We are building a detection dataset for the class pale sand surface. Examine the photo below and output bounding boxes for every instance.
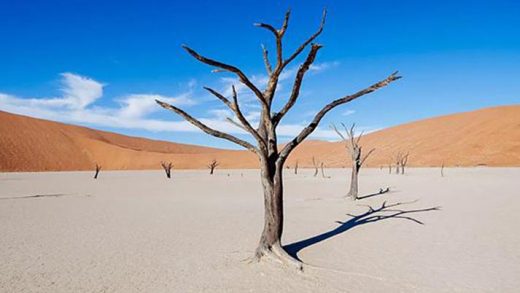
[1,168,519,292]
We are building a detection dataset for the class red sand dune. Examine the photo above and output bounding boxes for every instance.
[1,105,519,171]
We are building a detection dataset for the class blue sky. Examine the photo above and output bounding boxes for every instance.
[0,0,519,148]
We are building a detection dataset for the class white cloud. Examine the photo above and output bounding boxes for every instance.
[342,109,356,116]
[310,61,340,73]
[118,93,195,119]
[60,72,104,109]
[0,72,104,111]
[0,67,355,143]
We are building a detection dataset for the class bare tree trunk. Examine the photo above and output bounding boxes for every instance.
[347,162,359,200]
[94,164,101,179]
[294,161,298,175]
[441,163,444,177]
[388,164,392,174]
[320,162,328,178]
[312,157,319,177]
[254,158,300,268]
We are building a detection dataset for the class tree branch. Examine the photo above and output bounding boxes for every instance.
[361,148,375,166]
[279,9,291,37]
[273,43,323,124]
[261,44,272,76]
[229,86,267,150]
[279,71,401,159]
[330,123,346,140]
[283,9,326,68]
[156,99,258,153]
[182,45,267,108]
[255,9,291,70]
[204,86,232,108]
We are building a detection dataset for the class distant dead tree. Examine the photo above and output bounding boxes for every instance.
[395,153,401,174]
[388,163,392,174]
[332,123,375,200]
[161,161,173,179]
[312,157,319,177]
[294,160,299,175]
[94,164,101,179]
[208,159,219,175]
[156,9,400,269]
[441,162,445,177]
[320,162,330,178]
[400,152,410,174]
[394,151,409,174]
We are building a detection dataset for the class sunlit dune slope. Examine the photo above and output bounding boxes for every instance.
[1,105,519,171]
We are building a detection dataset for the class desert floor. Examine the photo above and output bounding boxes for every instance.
[1,168,519,292]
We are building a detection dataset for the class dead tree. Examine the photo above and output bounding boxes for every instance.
[332,123,375,200]
[388,164,392,174]
[441,162,444,177]
[161,161,173,178]
[395,153,402,174]
[400,152,409,174]
[312,157,319,177]
[208,159,219,175]
[320,162,330,178]
[156,9,400,269]
[94,164,101,179]
[294,160,298,175]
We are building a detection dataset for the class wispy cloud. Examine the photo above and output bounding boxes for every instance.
[310,61,340,73]
[342,109,356,116]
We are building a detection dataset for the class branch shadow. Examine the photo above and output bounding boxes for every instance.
[357,187,391,200]
[284,200,440,261]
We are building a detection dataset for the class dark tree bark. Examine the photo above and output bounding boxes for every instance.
[294,160,298,175]
[94,164,101,179]
[332,123,374,200]
[161,161,173,178]
[156,9,400,269]
[208,159,219,175]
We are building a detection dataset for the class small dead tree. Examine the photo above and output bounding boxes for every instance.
[332,123,375,200]
[312,157,319,177]
[320,162,330,178]
[94,164,101,179]
[161,161,173,178]
[208,159,219,175]
[156,9,400,268]
[395,153,402,174]
[294,160,299,175]
[441,162,445,177]
[400,152,409,174]
[388,164,392,174]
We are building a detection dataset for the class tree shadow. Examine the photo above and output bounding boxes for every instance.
[357,187,391,200]
[284,200,440,261]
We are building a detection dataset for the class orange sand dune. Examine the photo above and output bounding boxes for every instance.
[288,105,520,168]
[1,105,519,171]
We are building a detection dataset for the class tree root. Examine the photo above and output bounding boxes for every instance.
[253,243,304,271]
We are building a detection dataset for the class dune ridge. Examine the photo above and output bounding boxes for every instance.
[1,105,519,171]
